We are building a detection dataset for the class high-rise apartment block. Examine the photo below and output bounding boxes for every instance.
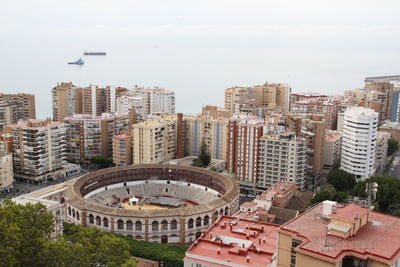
[0,133,13,153]
[290,99,339,130]
[0,152,13,194]
[364,81,396,121]
[227,114,268,184]
[131,86,175,115]
[64,113,132,164]
[52,82,83,122]
[0,101,19,130]
[112,132,132,166]
[322,130,343,169]
[258,133,306,190]
[132,115,179,164]
[375,131,390,174]
[0,93,36,120]
[116,95,146,122]
[6,119,67,182]
[224,82,290,115]
[340,107,378,180]
[184,115,228,160]
[345,88,386,122]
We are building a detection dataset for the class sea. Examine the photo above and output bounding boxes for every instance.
[0,35,399,119]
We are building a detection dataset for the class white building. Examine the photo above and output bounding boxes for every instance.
[131,86,175,115]
[340,107,378,180]
[116,95,146,121]
[0,152,13,194]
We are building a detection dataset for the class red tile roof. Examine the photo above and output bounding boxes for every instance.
[279,203,400,264]
[184,216,279,267]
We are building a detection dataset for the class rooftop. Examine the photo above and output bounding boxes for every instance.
[325,130,343,143]
[380,121,400,130]
[279,202,400,264]
[184,216,278,267]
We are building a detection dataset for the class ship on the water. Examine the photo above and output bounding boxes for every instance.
[83,51,106,56]
[68,58,84,65]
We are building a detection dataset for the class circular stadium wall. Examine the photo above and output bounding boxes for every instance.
[65,164,240,244]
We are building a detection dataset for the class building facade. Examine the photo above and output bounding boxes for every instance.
[201,105,230,119]
[375,131,390,175]
[112,132,132,166]
[184,115,228,160]
[131,86,175,115]
[322,130,343,169]
[52,82,83,122]
[227,114,267,185]
[0,93,36,120]
[340,107,378,180]
[116,95,146,122]
[6,119,67,183]
[390,90,400,122]
[0,152,13,194]
[258,133,306,190]
[64,113,132,164]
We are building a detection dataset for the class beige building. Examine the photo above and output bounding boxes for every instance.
[112,132,132,166]
[224,82,290,115]
[201,105,230,119]
[64,113,133,164]
[277,201,400,267]
[6,119,68,183]
[322,130,343,169]
[365,81,395,121]
[258,133,306,190]
[0,152,13,194]
[52,82,83,122]
[184,115,228,160]
[0,132,13,153]
[132,115,179,164]
[0,93,36,120]
[375,131,390,174]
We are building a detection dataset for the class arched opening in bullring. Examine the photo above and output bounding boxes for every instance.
[103,217,109,228]
[68,207,71,216]
[161,220,168,231]
[225,206,229,215]
[135,221,142,231]
[126,220,133,230]
[161,235,168,244]
[204,215,209,226]
[152,221,159,231]
[196,232,202,239]
[117,219,124,230]
[213,211,218,221]
[96,216,101,225]
[76,211,80,220]
[196,217,202,227]
[219,209,223,215]
[89,214,94,224]
[170,219,177,230]
[188,218,194,229]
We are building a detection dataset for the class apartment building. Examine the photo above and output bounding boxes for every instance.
[64,113,132,164]
[227,114,269,185]
[0,101,18,130]
[290,99,339,130]
[365,81,396,120]
[277,201,400,267]
[375,131,390,174]
[184,115,228,160]
[322,130,343,169]
[0,132,13,153]
[112,132,132,166]
[201,105,230,119]
[6,119,67,183]
[131,86,175,115]
[52,82,83,122]
[0,152,13,194]
[340,107,378,180]
[132,114,180,164]
[390,90,400,122]
[379,121,400,142]
[258,133,306,190]
[224,82,290,115]
[116,95,146,122]
[345,88,386,122]
[0,93,36,120]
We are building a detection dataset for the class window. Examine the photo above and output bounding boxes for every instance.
[135,221,142,231]
[126,220,133,230]
[96,216,101,225]
[203,215,209,226]
[196,217,202,227]
[89,214,94,224]
[103,217,109,228]
[188,219,194,229]
[161,220,168,230]
[152,221,159,231]
[170,220,177,230]
[117,219,124,230]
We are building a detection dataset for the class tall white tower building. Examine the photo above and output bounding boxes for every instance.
[340,107,378,180]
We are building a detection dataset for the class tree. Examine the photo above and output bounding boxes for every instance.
[0,200,137,267]
[311,186,350,204]
[0,199,54,267]
[90,155,114,169]
[327,169,356,192]
[192,141,211,167]
[388,139,399,156]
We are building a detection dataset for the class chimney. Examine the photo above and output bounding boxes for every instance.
[246,256,250,263]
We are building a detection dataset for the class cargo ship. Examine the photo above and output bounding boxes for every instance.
[68,58,84,65]
[83,51,106,56]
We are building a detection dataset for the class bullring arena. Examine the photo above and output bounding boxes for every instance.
[65,164,240,244]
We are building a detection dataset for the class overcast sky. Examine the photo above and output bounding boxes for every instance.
[1,0,400,117]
